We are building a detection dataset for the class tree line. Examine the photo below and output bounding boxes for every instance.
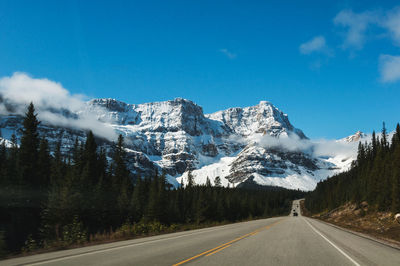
[0,103,304,256]
[305,123,400,214]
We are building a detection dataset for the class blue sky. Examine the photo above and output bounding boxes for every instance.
[0,0,400,138]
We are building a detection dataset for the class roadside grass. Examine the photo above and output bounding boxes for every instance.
[302,200,400,244]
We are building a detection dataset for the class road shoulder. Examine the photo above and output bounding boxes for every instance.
[300,200,400,250]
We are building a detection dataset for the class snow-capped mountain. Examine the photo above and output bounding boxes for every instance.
[0,97,359,191]
[340,131,367,143]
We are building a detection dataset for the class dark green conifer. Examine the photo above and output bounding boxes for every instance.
[19,102,40,187]
[214,176,222,187]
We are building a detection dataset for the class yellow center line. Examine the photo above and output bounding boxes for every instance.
[172,218,285,266]
[205,245,232,257]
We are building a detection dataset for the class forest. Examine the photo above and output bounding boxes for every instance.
[305,123,400,214]
[0,103,304,257]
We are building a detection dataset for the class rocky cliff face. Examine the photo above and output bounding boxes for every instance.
[0,97,357,190]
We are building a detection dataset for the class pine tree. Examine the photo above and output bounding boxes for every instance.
[0,141,7,184]
[214,176,222,187]
[19,102,40,187]
[195,189,207,224]
[81,131,98,186]
[157,173,168,223]
[112,135,129,183]
[391,145,400,212]
[14,103,42,250]
[372,131,377,157]
[94,148,109,230]
[79,131,100,234]
[392,124,400,150]
[187,171,194,187]
[356,142,365,165]
[131,177,147,222]
[37,137,51,189]
[146,174,160,222]
[307,122,400,214]
[50,140,64,185]
[7,134,19,185]
[381,122,388,150]
[110,135,132,223]
[206,177,211,187]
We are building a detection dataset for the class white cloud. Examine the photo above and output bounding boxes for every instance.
[299,36,327,54]
[300,7,400,81]
[254,133,312,152]
[253,133,358,159]
[0,72,117,140]
[219,48,236,59]
[333,9,379,49]
[379,54,400,83]
[312,139,359,158]
[383,7,400,45]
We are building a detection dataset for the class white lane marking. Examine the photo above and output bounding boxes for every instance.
[24,219,278,266]
[303,218,360,266]
[24,227,222,265]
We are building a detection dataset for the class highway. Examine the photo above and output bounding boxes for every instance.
[3,199,400,266]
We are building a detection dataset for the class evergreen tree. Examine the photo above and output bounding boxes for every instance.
[37,137,51,189]
[206,177,211,187]
[214,176,222,187]
[307,122,400,214]
[50,140,64,185]
[131,177,147,222]
[187,170,194,187]
[0,141,7,183]
[19,102,40,187]
[12,103,42,251]
[391,144,400,212]
[81,131,98,186]
[381,122,388,150]
[391,124,400,149]
[372,131,377,157]
[146,174,160,222]
[110,135,132,223]
[7,134,19,186]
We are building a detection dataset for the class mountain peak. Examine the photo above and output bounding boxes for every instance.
[206,101,306,138]
[0,97,353,191]
[89,98,129,112]
[171,97,194,104]
[341,131,367,143]
[258,100,271,106]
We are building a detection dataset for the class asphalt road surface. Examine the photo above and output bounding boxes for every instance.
[3,199,400,266]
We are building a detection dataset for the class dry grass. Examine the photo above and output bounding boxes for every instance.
[308,201,400,244]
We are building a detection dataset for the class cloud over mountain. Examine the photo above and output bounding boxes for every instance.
[0,72,117,140]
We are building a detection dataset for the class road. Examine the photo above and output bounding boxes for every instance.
[3,199,400,266]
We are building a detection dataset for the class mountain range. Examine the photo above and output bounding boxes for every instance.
[0,97,365,191]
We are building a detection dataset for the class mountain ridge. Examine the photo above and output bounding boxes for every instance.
[0,96,359,190]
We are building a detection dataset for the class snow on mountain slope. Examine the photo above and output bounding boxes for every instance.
[176,156,237,187]
[206,101,306,138]
[339,131,367,143]
[0,96,360,191]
